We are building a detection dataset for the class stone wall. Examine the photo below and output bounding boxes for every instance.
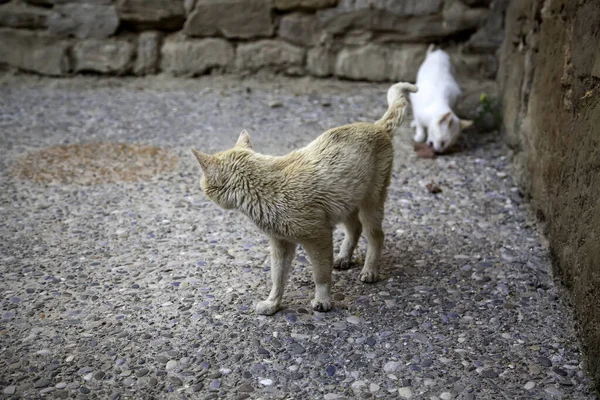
[499,0,600,390]
[0,0,504,90]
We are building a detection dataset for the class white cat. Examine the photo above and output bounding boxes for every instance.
[388,45,473,153]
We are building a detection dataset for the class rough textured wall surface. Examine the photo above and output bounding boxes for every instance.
[499,0,600,389]
[0,0,505,91]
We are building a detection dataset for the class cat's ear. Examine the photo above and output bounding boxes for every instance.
[235,129,253,149]
[438,112,453,126]
[459,119,474,130]
[191,149,219,173]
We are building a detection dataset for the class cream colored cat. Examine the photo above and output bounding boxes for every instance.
[192,82,417,315]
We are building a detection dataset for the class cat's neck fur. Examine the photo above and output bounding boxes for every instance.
[224,150,299,236]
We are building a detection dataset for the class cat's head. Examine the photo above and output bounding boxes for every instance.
[427,111,473,153]
[191,130,253,210]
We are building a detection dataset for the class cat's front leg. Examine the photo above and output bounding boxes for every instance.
[413,121,427,143]
[303,235,334,312]
[255,237,297,316]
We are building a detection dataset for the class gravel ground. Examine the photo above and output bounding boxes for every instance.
[0,74,596,400]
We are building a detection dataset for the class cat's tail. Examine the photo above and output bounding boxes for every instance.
[375,82,418,136]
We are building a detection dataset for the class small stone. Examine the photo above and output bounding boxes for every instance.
[166,360,178,370]
[351,380,366,392]
[237,384,254,392]
[347,316,361,324]
[94,371,105,380]
[34,378,50,388]
[260,379,273,386]
[40,387,55,395]
[524,381,536,390]
[398,387,413,399]
[384,361,401,373]
[135,368,149,377]
[192,383,203,392]
[268,101,283,108]
[324,394,343,400]
[544,387,563,397]
[3,386,16,395]
[325,365,336,376]
[209,379,221,391]
[440,392,452,400]
[79,387,91,394]
[538,357,552,367]
[481,370,498,378]
[56,382,67,389]
[369,383,380,392]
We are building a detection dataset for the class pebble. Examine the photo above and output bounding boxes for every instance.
[545,387,563,397]
[398,387,413,399]
[34,378,50,388]
[260,379,273,386]
[538,357,553,367]
[3,386,16,395]
[209,379,221,391]
[440,392,452,400]
[135,368,149,377]
[56,382,67,389]
[347,316,361,324]
[165,360,178,370]
[79,386,91,394]
[237,384,254,392]
[192,383,203,392]
[524,381,536,390]
[369,383,380,392]
[384,361,401,373]
[324,394,343,400]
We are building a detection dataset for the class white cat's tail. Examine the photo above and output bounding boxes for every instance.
[376,82,418,136]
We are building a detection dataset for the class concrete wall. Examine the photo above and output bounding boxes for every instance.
[0,0,504,89]
[499,0,600,389]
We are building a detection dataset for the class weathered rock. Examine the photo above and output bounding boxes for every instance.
[449,51,499,80]
[279,13,322,47]
[317,0,443,35]
[0,2,50,29]
[135,31,162,75]
[335,44,387,81]
[306,46,333,77]
[184,0,273,39]
[334,43,425,81]
[54,0,112,4]
[22,0,54,7]
[442,0,489,34]
[73,38,134,74]
[466,0,509,53]
[116,0,185,31]
[0,28,69,75]
[274,0,337,11]
[160,37,234,76]
[48,3,119,39]
[388,44,428,81]
[236,40,305,74]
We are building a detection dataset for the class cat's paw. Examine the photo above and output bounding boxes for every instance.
[414,131,426,143]
[359,270,379,283]
[311,298,332,312]
[255,300,279,315]
[334,256,352,270]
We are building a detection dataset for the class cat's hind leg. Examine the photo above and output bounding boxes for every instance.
[334,209,362,270]
[303,234,334,312]
[255,237,297,315]
[358,204,384,283]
